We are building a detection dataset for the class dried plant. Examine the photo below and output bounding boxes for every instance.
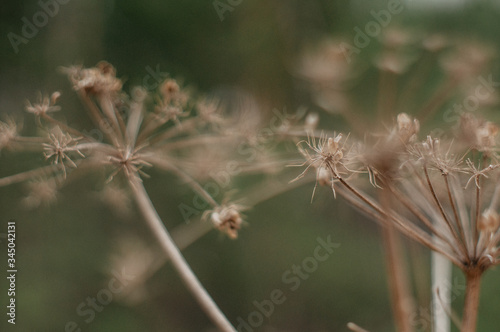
[0,61,257,332]
[289,30,500,332]
[3,27,500,332]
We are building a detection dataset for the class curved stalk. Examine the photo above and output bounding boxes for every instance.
[128,176,236,332]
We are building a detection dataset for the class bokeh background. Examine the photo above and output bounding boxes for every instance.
[1,0,500,331]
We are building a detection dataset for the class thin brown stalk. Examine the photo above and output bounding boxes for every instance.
[145,155,218,208]
[13,136,47,143]
[336,180,462,266]
[128,176,236,332]
[115,107,129,143]
[423,166,467,256]
[347,322,371,332]
[135,112,168,144]
[146,117,199,146]
[135,174,317,288]
[380,189,413,332]
[0,164,62,187]
[474,180,482,257]
[444,174,468,254]
[160,135,234,151]
[77,91,119,146]
[387,182,454,247]
[98,94,124,143]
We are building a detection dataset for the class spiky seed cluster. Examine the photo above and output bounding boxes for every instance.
[293,133,353,199]
[43,127,84,177]
[294,33,500,273]
[294,110,500,273]
[105,148,153,182]
[410,136,463,175]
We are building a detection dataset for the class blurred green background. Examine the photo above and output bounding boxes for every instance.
[1,0,500,331]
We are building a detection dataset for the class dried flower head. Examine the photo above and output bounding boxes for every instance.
[294,35,500,276]
[105,148,152,182]
[203,204,244,239]
[154,79,190,125]
[160,79,181,101]
[397,113,420,143]
[25,92,61,117]
[64,61,122,95]
[43,127,84,177]
[292,133,354,200]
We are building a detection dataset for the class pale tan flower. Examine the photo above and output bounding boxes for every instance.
[43,127,84,177]
[396,113,420,144]
[64,61,122,95]
[292,133,354,199]
[25,92,61,116]
[203,204,244,239]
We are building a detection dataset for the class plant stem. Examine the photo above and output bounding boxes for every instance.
[377,187,413,332]
[461,269,482,332]
[128,176,236,332]
[381,226,414,332]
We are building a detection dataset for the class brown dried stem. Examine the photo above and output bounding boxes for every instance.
[380,188,413,332]
[129,176,236,332]
[461,269,483,332]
